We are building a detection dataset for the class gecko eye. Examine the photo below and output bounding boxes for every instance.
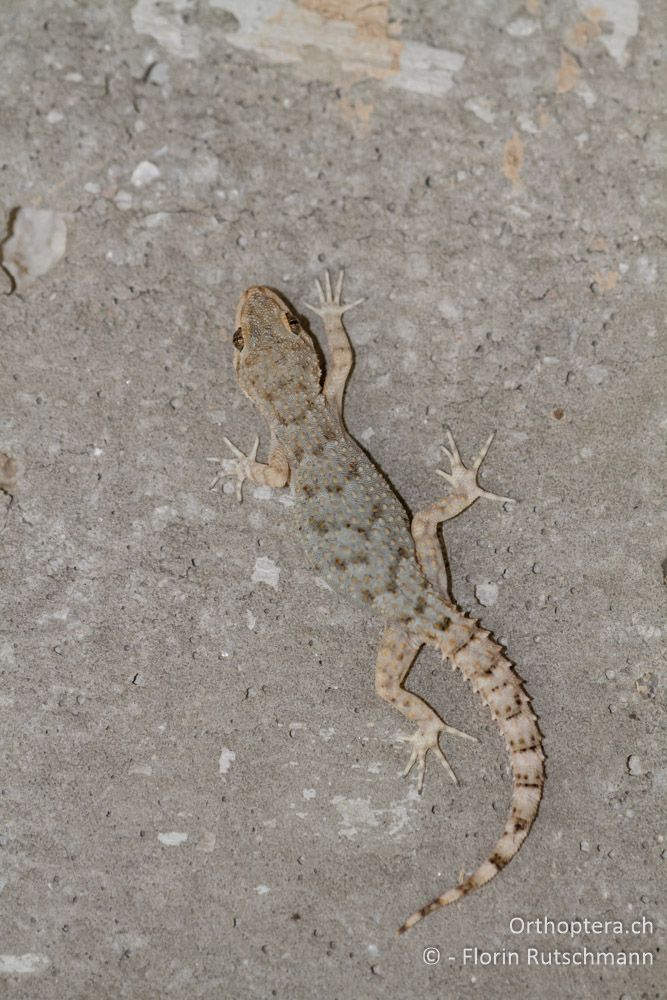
[233,327,244,351]
[286,314,300,333]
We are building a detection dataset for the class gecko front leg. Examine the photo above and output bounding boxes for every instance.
[210,431,290,502]
[375,624,476,792]
[305,269,364,418]
[412,429,511,596]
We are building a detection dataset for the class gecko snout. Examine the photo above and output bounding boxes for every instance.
[235,285,289,331]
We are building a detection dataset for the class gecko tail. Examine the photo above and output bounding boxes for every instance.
[397,781,540,934]
[398,624,544,935]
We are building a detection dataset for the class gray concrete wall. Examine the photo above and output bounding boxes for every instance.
[1,1,664,997]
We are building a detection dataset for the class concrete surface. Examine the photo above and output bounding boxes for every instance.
[1,1,664,998]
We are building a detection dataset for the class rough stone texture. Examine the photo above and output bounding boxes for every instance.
[1,2,664,998]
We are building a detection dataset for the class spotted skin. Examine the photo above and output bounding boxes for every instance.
[220,271,544,934]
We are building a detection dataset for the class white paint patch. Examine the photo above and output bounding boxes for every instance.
[303,788,316,800]
[2,208,67,292]
[386,792,419,835]
[212,0,464,97]
[0,954,50,974]
[146,61,170,86]
[577,0,639,66]
[189,152,220,185]
[144,212,170,227]
[626,754,643,776]
[585,365,608,384]
[437,296,461,322]
[331,796,380,838]
[111,932,148,956]
[637,255,657,284]
[131,0,201,59]
[331,792,418,839]
[517,113,539,134]
[653,766,667,791]
[46,109,64,124]
[251,555,280,588]
[388,41,464,97]
[576,81,598,108]
[198,831,216,852]
[152,504,179,529]
[246,609,256,630]
[506,17,537,37]
[219,747,236,775]
[131,160,160,186]
[255,884,271,894]
[634,621,661,641]
[37,608,69,625]
[465,98,496,124]
[253,483,295,507]
[475,582,498,607]
[114,190,133,211]
[0,642,16,667]
[157,831,188,845]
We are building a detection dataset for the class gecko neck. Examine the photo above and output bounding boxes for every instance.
[267,396,343,464]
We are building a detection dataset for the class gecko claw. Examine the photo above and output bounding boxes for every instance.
[435,428,513,506]
[400,723,477,793]
[209,435,259,503]
[304,269,365,320]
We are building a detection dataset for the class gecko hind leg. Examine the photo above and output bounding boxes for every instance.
[412,429,512,596]
[375,624,477,793]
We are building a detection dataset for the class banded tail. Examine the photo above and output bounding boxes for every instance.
[398,621,544,934]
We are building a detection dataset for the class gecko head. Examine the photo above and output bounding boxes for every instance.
[232,285,322,413]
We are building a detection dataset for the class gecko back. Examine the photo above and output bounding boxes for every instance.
[294,433,440,623]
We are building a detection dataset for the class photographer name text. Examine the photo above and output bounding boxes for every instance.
[422,915,656,969]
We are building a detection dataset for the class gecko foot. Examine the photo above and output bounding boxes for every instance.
[304,269,364,320]
[400,722,478,793]
[209,436,259,503]
[435,428,513,506]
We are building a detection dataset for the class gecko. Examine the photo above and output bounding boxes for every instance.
[215,270,544,933]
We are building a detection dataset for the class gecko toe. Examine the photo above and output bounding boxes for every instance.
[433,429,511,507]
[209,436,259,503]
[305,269,364,319]
[399,723,472,791]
